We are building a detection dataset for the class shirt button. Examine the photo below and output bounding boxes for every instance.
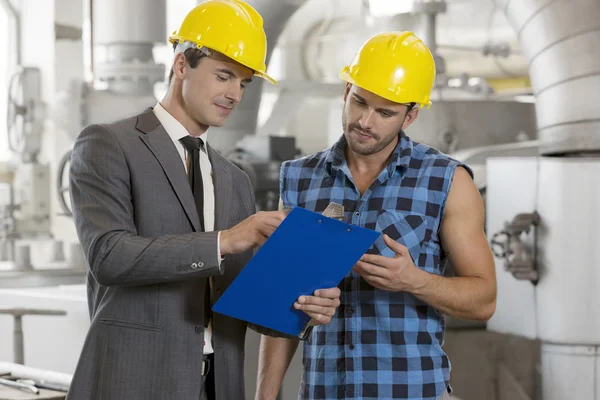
[355,212,360,216]
[348,306,355,315]
[194,325,202,335]
[349,344,355,350]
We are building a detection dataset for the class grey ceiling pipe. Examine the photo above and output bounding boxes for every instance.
[494,0,600,155]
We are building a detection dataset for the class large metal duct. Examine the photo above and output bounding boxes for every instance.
[209,0,307,152]
[494,0,600,155]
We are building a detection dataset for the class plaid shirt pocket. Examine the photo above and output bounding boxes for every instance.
[374,211,427,263]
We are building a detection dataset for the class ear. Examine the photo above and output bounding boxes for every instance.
[401,108,419,130]
[172,52,187,81]
[343,83,352,102]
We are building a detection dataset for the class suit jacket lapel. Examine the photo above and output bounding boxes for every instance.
[207,145,232,230]
[136,108,201,232]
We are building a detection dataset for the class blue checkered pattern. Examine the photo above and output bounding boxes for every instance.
[279,133,472,400]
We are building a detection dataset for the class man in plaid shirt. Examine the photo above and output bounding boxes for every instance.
[255,31,497,400]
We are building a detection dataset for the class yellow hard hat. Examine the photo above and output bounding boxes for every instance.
[339,31,435,108]
[169,0,277,85]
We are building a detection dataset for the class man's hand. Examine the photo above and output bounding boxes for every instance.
[220,211,286,255]
[353,234,420,292]
[293,287,341,326]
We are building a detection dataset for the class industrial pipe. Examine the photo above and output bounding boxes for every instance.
[494,0,600,155]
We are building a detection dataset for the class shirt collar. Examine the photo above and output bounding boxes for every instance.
[325,131,413,177]
[153,102,208,150]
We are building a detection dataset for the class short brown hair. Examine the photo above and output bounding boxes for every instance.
[167,43,206,85]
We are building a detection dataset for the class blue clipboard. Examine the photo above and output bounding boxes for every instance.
[212,206,381,337]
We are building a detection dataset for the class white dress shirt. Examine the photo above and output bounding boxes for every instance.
[153,102,217,355]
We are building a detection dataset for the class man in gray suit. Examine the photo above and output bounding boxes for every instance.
[66,2,341,399]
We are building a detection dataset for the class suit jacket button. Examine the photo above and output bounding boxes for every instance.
[195,325,202,335]
[191,263,198,269]
[197,262,204,268]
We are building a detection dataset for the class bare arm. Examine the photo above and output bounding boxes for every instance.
[255,335,299,400]
[407,166,497,320]
[355,166,496,321]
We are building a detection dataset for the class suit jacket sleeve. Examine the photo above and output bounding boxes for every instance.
[70,123,222,287]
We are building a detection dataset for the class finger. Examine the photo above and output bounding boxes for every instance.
[262,211,287,223]
[256,223,277,238]
[308,313,333,326]
[359,254,396,269]
[355,269,388,290]
[294,303,336,317]
[354,261,389,280]
[298,295,338,308]
[294,302,337,317]
[256,234,267,247]
[313,287,341,299]
[251,212,283,227]
[302,310,336,326]
[360,275,386,291]
[259,217,283,229]
[383,234,409,255]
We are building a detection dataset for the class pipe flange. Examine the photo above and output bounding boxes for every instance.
[95,61,165,84]
[413,0,447,14]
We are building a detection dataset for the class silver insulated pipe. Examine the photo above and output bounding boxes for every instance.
[494,0,600,155]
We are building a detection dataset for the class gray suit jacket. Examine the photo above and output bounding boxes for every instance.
[66,108,262,400]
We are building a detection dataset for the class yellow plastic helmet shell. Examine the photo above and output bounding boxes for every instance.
[339,31,436,108]
[169,0,277,85]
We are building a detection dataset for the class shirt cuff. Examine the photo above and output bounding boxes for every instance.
[217,231,224,266]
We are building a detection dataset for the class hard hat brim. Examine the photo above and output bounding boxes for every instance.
[255,71,278,85]
[169,35,278,85]
[339,68,430,109]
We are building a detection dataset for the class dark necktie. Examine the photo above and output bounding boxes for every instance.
[179,136,205,231]
[179,136,211,327]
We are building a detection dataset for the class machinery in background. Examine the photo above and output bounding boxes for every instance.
[0,66,86,288]
[52,0,166,219]
[2,67,49,264]
[227,135,301,212]
[0,66,75,272]
[0,0,167,286]
[483,1,600,399]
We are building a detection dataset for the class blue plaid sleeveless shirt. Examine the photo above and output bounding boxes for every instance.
[279,133,472,400]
